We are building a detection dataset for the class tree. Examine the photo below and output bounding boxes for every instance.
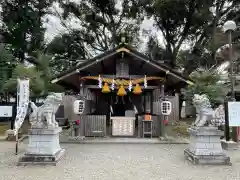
[3,64,45,96]
[2,51,65,97]
[33,51,65,93]
[0,43,16,93]
[144,0,212,67]
[177,48,214,76]
[1,0,54,62]
[144,0,240,71]
[57,0,145,55]
[46,30,87,72]
[183,69,227,107]
[145,36,167,61]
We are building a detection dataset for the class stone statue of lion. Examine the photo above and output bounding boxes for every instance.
[29,93,63,128]
[192,94,225,127]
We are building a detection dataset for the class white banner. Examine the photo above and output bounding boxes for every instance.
[14,79,30,135]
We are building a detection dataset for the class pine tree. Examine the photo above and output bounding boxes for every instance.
[183,69,227,107]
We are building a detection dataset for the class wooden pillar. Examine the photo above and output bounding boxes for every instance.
[160,84,165,137]
[143,92,146,113]
[79,80,84,137]
[150,91,153,114]
[175,92,180,121]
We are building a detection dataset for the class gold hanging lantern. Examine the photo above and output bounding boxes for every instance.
[117,85,126,96]
[102,83,111,93]
[133,84,142,94]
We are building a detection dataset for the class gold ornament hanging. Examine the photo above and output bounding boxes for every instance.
[117,85,127,96]
[133,84,142,95]
[102,83,111,93]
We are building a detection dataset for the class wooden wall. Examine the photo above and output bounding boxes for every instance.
[137,115,161,137]
[141,92,151,111]
[62,95,79,121]
[83,115,107,137]
[62,87,95,122]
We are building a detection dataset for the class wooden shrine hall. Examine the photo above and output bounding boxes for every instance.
[51,43,193,138]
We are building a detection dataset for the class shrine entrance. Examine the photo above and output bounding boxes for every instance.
[111,94,136,116]
[51,43,193,138]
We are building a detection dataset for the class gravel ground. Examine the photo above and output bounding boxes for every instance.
[0,142,240,180]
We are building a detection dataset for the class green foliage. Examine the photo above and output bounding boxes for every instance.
[144,0,240,70]
[59,0,145,54]
[1,0,54,61]
[34,52,65,94]
[145,36,169,61]
[2,52,65,96]
[0,44,16,92]
[144,0,213,66]
[183,69,227,107]
[3,64,45,96]
[46,31,87,72]
[177,49,214,76]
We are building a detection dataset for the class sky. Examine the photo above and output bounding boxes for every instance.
[44,15,165,49]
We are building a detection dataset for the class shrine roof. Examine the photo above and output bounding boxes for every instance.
[51,43,193,85]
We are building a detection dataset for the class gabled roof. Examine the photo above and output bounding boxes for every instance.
[51,43,193,85]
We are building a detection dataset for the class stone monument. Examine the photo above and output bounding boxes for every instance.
[18,93,65,166]
[184,94,231,165]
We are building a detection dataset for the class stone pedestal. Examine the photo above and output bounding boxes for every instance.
[184,127,231,165]
[18,127,65,166]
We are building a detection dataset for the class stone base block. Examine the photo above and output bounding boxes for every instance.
[185,127,231,165]
[221,140,238,150]
[18,149,65,166]
[5,129,16,141]
[184,148,231,165]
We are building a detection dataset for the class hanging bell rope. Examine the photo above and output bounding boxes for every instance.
[80,76,164,86]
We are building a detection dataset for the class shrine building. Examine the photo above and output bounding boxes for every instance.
[51,43,193,138]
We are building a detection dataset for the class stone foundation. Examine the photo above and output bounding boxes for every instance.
[221,139,238,150]
[18,127,65,166]
[5,129,16,141]
[184,127,231,165]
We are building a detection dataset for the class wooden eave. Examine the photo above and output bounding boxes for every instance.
[51,43,193,85]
